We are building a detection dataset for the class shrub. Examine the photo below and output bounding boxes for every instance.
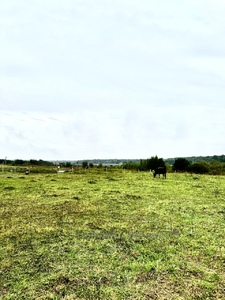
[188,162,209,174]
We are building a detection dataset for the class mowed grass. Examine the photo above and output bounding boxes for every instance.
[0,169,225,299]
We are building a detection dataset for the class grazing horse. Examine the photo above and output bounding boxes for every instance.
[153,167,166,179]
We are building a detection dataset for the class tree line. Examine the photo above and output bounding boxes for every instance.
[123,156,225,175]
[0,159,54,166]
[165,154,225,165]
[1,156,225,175]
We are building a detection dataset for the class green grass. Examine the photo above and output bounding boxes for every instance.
[0,169,225,299]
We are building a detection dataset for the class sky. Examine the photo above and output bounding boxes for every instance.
[1,0,225,161]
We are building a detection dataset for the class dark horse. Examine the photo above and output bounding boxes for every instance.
[153,167,166,178]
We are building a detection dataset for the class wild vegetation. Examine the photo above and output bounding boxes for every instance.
[0,167,225,299]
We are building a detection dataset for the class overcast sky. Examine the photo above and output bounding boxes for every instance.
[1,0,225,161]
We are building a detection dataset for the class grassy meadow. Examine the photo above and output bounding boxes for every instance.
[0,168,225,299]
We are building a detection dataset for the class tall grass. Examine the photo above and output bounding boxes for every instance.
[0,169,225,299]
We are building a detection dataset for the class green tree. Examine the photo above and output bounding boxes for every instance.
[173,158,190,172]
[14,159,26,165]
[82,161,88,169]
[30,159,39,165]
[140,156,165,171]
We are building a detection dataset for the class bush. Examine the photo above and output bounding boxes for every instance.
[123,162,140,171]
[188,162,209,174]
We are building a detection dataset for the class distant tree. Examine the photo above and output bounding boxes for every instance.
[38,159,54,166]
[64,162,72,168]
[82,161,88,169]
[89,162,94,168]
[140,156,165,171]
[14,159,26,165]
[188,162,209,174]
[173,158,190,172]
[30,159,39,165]
[28,159,53,166]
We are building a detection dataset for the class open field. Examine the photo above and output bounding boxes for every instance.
[0,169,225,299]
